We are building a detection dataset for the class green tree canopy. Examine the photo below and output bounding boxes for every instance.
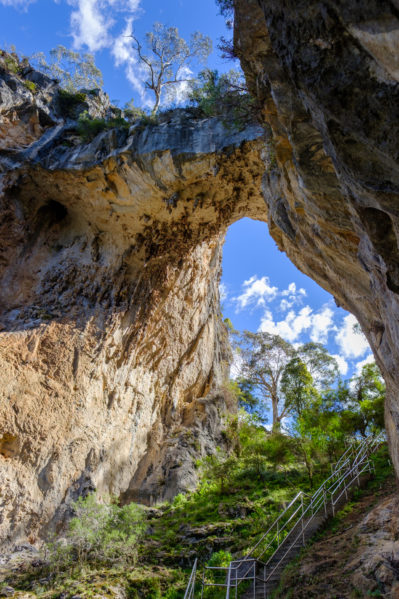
[236,331,295,431]
[281,356,319,419]
[234,332,340,432]
[297,342,339,389]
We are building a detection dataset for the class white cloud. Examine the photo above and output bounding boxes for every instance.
[235,276,278,312]
[282,282,306,298]
[309,306,335,344]
[219,282,228,302]
[68,0,141,52]
[259,306,313,343]
[335,314,370,359]
[355,352,374,375]
[259,304,336,345]
[332,354,348,376]
[280,298,293,311]
[279,282,307,311]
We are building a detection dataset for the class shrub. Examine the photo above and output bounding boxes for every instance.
[23,80,37,93]
[77,110,131,142]
[46,493,145,570]
[207,550,232,568]
[4,55,20,74]
[58,88,87,118]
[124,100,146,122]
[188,68,256,130]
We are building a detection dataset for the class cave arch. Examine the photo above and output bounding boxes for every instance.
[0,98,398,543]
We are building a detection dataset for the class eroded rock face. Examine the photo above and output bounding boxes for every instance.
[234,0,399,473]
[0,56,267,544]
[2,0,399,543]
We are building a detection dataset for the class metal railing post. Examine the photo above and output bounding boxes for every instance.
[323,486,327,517]
[301,494,305,545]
[253,560,256,599]
[225,564,232,599]
[235,564,238,599]
[264,563,266,599]
[184,559,197,599]
[200,568,205,599]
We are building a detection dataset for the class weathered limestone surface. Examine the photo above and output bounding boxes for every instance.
[2,0,399,544]
[234,0,399,474]
[0,55,267,544]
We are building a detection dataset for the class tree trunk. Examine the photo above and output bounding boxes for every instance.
[152,90,161,115]
[272,394,280,432]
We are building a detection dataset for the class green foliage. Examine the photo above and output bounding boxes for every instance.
[189,68,256,129]
[127,575,161,599]
[32,45,103,91]
[23,80,37,93]
[201,447,238,494]
[281,357,318,418]
[223,316,234,331]
[77,110,131,142]
[124,99,147,121]
[229,377,263,420]
[231,330,385,486]
[234,330,296,431]
[3,53,21,74]
[297,342,339,389]
[207,550,232,567]
[46,494,145,570]
[57,88,87,118]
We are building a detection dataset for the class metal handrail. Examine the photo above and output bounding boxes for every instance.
[183,432,384,599]
[184,558,197,599]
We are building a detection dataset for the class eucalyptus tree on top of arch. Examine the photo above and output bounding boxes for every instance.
[128,22,212,114]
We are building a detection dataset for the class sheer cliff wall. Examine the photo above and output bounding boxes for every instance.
[234,0,399,474]
[0,59,267,544]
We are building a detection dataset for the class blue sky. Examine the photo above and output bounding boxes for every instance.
[0,0,373,379]
[221,219,373,380]
[0,0,230,108]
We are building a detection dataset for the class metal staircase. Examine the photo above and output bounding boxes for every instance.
[183,433,383,599]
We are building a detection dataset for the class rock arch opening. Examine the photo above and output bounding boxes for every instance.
[221,217,372,384]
